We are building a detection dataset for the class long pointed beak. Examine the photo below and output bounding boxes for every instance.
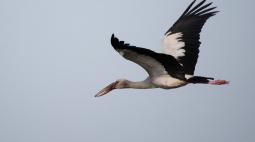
[95,81,117,97]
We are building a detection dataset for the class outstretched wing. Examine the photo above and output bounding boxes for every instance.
[111,34,186,80]
[162,0,218,75]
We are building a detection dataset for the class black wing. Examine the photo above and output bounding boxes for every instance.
[163,0,218,75]
[111,34,186,80]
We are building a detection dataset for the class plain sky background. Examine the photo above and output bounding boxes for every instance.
[0,0,255,142]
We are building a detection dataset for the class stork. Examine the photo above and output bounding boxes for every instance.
[95,0,229,97]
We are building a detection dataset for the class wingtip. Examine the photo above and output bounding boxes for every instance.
[111,33,118,41]
[111,33,115,39]
[111,33,116,43]
[110,33,119,49]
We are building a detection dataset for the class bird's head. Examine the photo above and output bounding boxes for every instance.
[95,79,128,97]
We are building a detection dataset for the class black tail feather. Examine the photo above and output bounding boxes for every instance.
[187,76,214,84]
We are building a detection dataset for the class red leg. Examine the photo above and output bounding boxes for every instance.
[209,80,229,85]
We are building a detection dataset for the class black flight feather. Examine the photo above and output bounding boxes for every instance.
[165,0,218,75]
[111,34,186,80]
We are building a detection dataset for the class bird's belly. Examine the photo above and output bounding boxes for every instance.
[152,75,187,89]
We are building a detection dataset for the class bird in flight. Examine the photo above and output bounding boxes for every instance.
[95,0,229,97]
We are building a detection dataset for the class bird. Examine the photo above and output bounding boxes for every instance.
[95,0,229,97]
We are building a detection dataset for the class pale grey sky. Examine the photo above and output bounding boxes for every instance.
[0,0,254,142]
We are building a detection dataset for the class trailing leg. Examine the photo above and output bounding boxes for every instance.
[187,76,229,85]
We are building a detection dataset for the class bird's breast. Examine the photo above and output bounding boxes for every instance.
[152,75,187,89]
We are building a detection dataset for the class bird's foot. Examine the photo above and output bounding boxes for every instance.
[209,80,229,85]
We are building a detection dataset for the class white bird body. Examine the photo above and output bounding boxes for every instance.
[151,75,188,89]
[95,0,229,97]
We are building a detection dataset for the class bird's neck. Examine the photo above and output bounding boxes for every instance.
[125,78,154,89]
